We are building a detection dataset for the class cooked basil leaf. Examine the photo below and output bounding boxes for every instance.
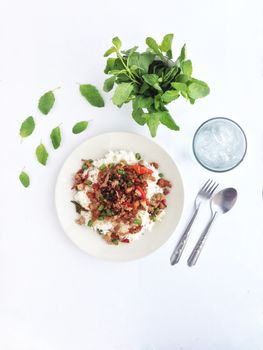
[71,200,88,214]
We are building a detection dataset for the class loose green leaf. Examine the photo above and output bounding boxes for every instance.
[145,113,160,137]
[19,116,35,138]
[112,37,122,50]
[171,82,187,92]
[79,84,104,107]
[104,46,116,57]
[50,126,61,149]
[159,111,180,131]
[161,90,180,103]
[182,60,192,76]
[188,79,210,99]
[19,171,30,188]
[146,37,165,61]
[132,108,147,126]
[38,91,55,115]
[35,143,48,166]
[103,76,116,92]
[112,83,133,106]
[72,121,89,134]
[160,34,174,59]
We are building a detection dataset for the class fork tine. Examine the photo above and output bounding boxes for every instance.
[203,179,213,192]
[200,179,211,192]
[208,182,219,196]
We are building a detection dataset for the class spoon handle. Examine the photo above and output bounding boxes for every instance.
[170,206,200,265]
[187,212,217,267]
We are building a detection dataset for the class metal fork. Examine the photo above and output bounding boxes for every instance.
[170,179,219,265]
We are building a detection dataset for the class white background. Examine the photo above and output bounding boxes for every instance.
[1,0,263,349]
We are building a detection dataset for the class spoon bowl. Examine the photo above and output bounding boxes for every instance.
[188,187,238,266]
[211,187,238,215]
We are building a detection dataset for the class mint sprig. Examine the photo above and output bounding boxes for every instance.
[103,34,210,137]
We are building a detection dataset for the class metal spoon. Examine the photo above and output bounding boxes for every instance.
[187,187,238,267]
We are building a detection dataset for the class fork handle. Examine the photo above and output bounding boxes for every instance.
[187,212,217,267]
[170,206,200,265]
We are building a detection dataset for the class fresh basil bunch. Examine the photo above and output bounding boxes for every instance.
[103,34,210,137]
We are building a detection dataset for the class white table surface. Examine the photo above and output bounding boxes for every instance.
[1,0,263,349]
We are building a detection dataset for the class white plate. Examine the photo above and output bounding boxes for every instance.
[55,132,184,261]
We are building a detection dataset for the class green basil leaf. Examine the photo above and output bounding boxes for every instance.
[171,82,187,92]
[160,34,174,56]
[161,90,180,103]
[146,37,165,61]
[19,116,35,138]
[159,111,180,130]
[182,60,192,76]
[104,58,117,73]
[133,96,153,110]
[38,91,55,115]
[50,126,61,149]
[79,84,104,107]
[116,74,131,83]
[104,46,116,57]
[176,44,186,66]
[181,90,188,99]
[19,171,30,188]
[175,74,189,83]
[188,79,210,99]
[72,121,89,134]
[121,46,138,55]
[36,143,48,166]
[142,74,162,92]
[145,113,160,137]
[132,108,146,126]
[112,37,122,50]
[154,95,162,110]
[103,76,116,92]
[112,83,133,106]
[128,52,155,75]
